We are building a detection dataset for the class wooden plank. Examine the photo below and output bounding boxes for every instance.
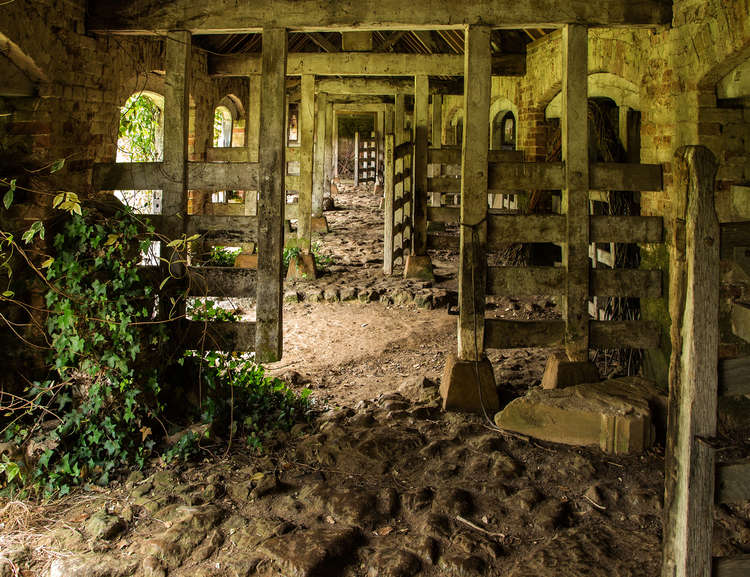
[562,24,590,361]
[485,319,565,349]
[457,26,491,360]
[297,74,314,253]
[188,162,259,190]
[590,269,662,298]
[431,94,443,150]
[317,77,413,95]
[186,266,257,298]
[394,94,407,262]
[183,320,255,352]
[286,147,300,162]
[285,202,299,220]
[412,74,430,258]
[88,1,674,34]
[732,301,750,343]
[720,222,750,259]
[589,321,661,349]
[427,206,459,224]
[487,266,564,296]
[394,141,412,160]
[91,162,162,191]
[394,169,412,185]
[247,75,261,163]
[719,356,750,396]
[663,146,720,577]
[255,28,286,363]
[715,555,750,577]
[312,90,327,217]
[488,214,566,245]
[428,176,461,193]
[487,162,564,191]
[429,148,523,165]
[185,215,257,245]
[427,233,459,250]
[590,215,663,244]
[384,134,395,275]
[285,174,300,190]
[590,162,662,192]
[717,462,750,504]
[206,147,250,162]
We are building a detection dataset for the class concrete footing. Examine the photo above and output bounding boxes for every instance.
[311,216,329,234]
[234,253,258,269]
[287,253,317,280]
[541,351,600,389]
[403,255,434,281]
[440,354,499,413]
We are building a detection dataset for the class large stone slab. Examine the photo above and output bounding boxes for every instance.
[494,377,661,454]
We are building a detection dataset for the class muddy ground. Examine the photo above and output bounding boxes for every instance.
[1,184,748,577]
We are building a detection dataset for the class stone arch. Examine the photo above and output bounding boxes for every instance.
[445,105,464,146]
[544,73,640,119]
[490,97,519,150]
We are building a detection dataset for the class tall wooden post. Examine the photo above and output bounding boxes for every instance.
[354,131,360,185]
[313,91,328,218]
[383,134,395,275]
[394,94,406,264]
[562,24,590,362]
[298,74,315,254]
[246,75,261,216]
[255,28,287,362]
[412,74,429,256]
[457,26,491,362]
[325,101,334,187]
[332,109,339,179]
[430,93,443,208]
[162,31,191,240]
[662,146,720,577]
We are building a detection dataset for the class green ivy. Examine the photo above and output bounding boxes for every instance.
[118,94,162,162]
[206,245,240,267]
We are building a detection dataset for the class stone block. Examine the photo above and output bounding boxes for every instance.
[311,216,329,234]
[732,301,750,343]
[440,354,499,413]
[234,253,258,269]
[287,253,317,280]
[403,255,434,281]
[494,377,661,454]
[540,352,600,389]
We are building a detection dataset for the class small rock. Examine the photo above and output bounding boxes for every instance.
[369,549,422,577]
[339,287,358,301]
[432,488,474,517]
[324,288,340,302]
[284,290,301,303]
[85,510,125,541]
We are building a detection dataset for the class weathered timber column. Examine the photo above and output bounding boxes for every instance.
[431,94,443,149]
[662,146,719,577]
[311,90,329,232]
[404,74,434,280]
[332,109,339,179]
[394,93,406,264]
[255,28,287,362]
[562,25,590,362]
[245,75,261,216]
[298,74,315,253]
[383,133,395,275]
[325,100,334,190]
[163,31,191,242]
[440,26,498,412]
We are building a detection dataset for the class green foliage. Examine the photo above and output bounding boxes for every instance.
[283,242,333,272]
[282,245,301,270]
[185,351,313,452]
[2,178,15,210]
[206,245,240,267]
[118,94,162,162]
[188,298,239,322]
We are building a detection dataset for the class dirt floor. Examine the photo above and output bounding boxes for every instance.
[1,184,748,577]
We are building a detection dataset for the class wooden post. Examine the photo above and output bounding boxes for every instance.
[457,26,491,361]
[354,130,360,185]
[383,134,395,275]
[313,90,327,217]
[394,93,406,264]
[325,100,334,188]
[298,74,314,253]
[332,109,339,179]
[662,146,720,577]
[562,24,590,362]
[412,74,429,256]
[255,28,287,362]
[162,31,191,240]
[246,75,261,216]
[430,93,443,208]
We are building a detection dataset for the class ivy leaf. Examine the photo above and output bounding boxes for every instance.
[104,234,119,246]
[41,258,55,269]
[22,221,45,244]
[3,179,15,210]
[1,290,14,298]
[50,158,66,173]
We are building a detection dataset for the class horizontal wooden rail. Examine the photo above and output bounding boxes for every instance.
[717,462,750,504]
[92,161,260,192]
[719,356,750,396]
[590,269,662,298]
[285,201,299,219]
[427,233,459,251]
[206,147,251,163]
[394,169,412,186]
[394,141,413,159]
[428,176,461,193]
[393,192,412,211]
[714,554,750,577]
[428,148,524,165]
[484,318,660,349]
[590,215,663,244]
[286,146,300,162]
[720,221,750,259]
[286,174,300,190]
[590,162,663,192]
[183,320,255,352]
[426,206,460,223]
[186,266,257,298]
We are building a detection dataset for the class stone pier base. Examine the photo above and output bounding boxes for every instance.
[403,255,434,281]
[311,216,329,234]
[440,354,499,413]
[287,253,317,280]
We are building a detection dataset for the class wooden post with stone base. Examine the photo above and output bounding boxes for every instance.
[439,26,498,413]
[662,146,720,577]
[404,74,434,280]
[312,89,330,234]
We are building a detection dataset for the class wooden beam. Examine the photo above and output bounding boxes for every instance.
[298,74,314,253]
[662,146,720,577]
[206,147,250,162]
[720,221,750,259]
[457,26,491,361]
[88,1,673,34]
[488,214,566,245]
[589,320,661,349]
[561,24,590,361]
[247,75,261,163]
[427,206,459,223]
[412,74,429,257]
[209,52,525,77]
[312,91,327,217]
[255,28,287,363]
[377,31,407,51]
[186,266,257,298]
[590,215,663,244]
[187,162,259,190]
[307,31,339,52]
[715,555,750,577]
[719,356,750,397]
[394,93,407,264]
[341,31,372,51]
[717,462,750,504]
[487,266,564,296]
[183,320,255,352]
[591,162,662,192]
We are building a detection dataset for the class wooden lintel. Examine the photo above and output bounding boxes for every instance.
[88,1,673,34]
[91,161,259,191]
[188,162,260,190]
[209,52,525,77]
[316,77,464,95]
[206,147,251,162]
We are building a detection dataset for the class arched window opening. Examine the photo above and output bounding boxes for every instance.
[213,104,233,148]
[501,111,516,149]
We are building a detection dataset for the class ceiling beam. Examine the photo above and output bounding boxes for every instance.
[307,32,340,52]
[209,52,525,77]
[87,0,673,34]
[315,77,464,95]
